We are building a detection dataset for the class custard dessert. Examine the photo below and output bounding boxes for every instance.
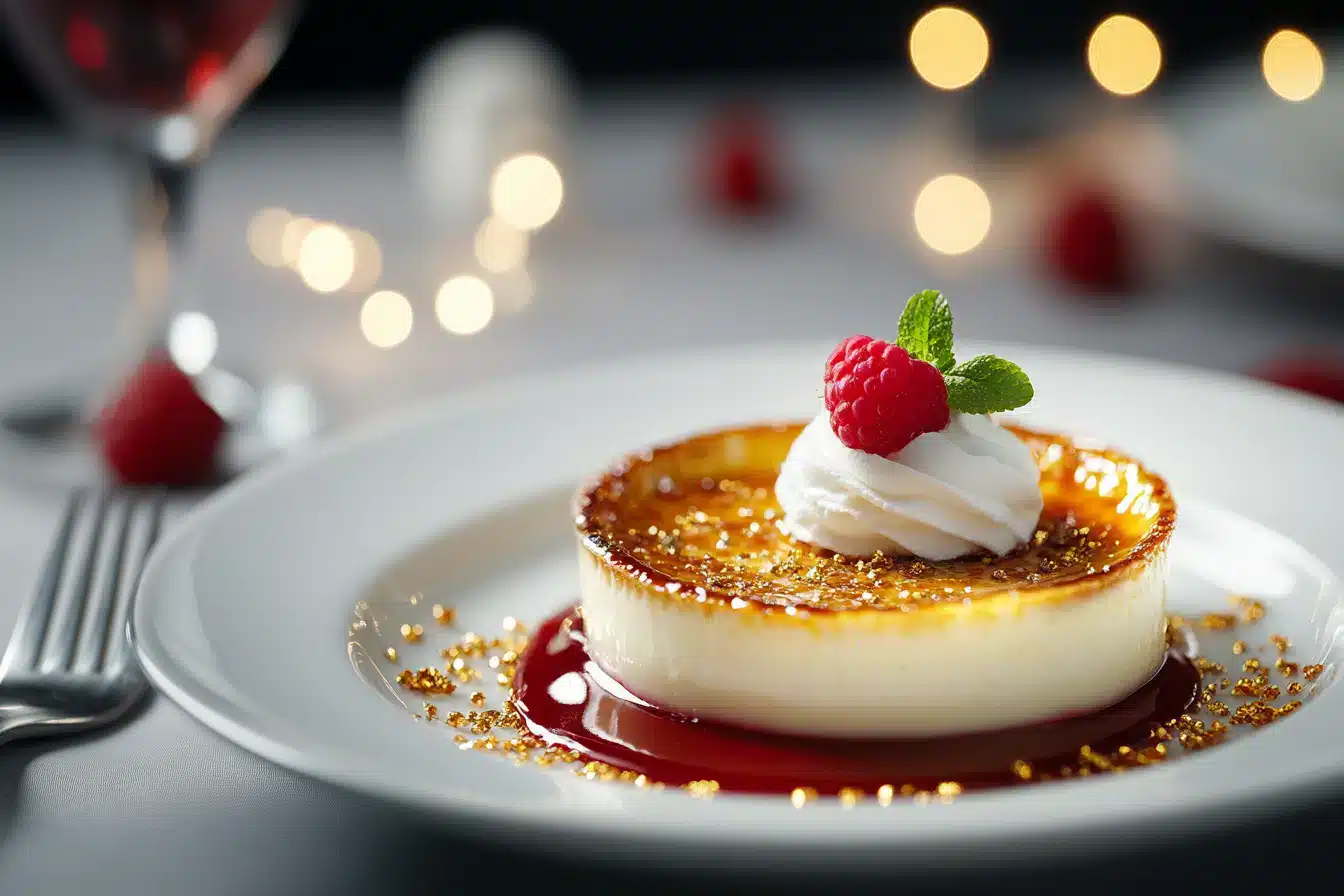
[573,289,1176,739]
[575,423,1175,737]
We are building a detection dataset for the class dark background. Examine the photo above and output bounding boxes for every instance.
[0,1,1336,121]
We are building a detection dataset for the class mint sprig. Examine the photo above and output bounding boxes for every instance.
[896,290,1034,415]
[896,289,956,373]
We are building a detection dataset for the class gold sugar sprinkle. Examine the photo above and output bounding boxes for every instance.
[1270,634,1290,653]
[936,781,962,798]
[1288,682,1303,695]
[1303,664,1325,681]
[384,647,397,663]
[470,692,486,707]
[424,704,438,721]
[400,623,424,643]
[686,780,720,799]
[876,784,895,806]
[1232,596,1266,623]
[1200,613,1238,630]
[838,787,863,808]
[432,604,455,625]
[791,787,817,808]
[1232,641,1248,655]
[396,667,457,695]
[1012,760,1033,780]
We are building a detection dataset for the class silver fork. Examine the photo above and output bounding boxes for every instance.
[0,489,164,745]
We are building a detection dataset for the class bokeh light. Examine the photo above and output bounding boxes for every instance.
[1262,30,1325,102]
[495,268,535,315]
[909,7,990,90]
[474,217,529,273]
[166,311,218,375]
[913,174,992,255]
[347,228,384,291]
[280,216,316,268]
[154,114,198,162]
[1087,15,1161,96]
[360,290,413,348]
[490,154,564,231]
[247,207,291,268]
[435,275,495,335]
[296,223,356,293]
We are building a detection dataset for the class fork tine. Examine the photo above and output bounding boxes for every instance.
[37,493,110,674]
[0,491,82,676]
[102,493,164,675]
[69,496,134,675]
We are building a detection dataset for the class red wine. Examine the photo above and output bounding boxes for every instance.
[3,0,282,113]
[511,605,1201,795]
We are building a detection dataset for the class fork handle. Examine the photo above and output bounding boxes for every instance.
[0,705,56,745]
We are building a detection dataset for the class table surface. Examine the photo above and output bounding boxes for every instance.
[0,83,1341,893]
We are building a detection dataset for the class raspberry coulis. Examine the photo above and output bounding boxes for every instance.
[510,606,1200,796]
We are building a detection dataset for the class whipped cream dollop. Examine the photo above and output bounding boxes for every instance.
[775,412,1043,561]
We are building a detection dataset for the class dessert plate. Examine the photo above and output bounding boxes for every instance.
[131,342,1344,870]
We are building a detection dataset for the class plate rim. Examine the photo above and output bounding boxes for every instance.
[130,340,1344,864]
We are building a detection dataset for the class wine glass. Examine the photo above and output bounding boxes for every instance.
[0,0,303,472]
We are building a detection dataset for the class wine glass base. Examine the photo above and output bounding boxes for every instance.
[0,397,85,444]
[0,369,322,492]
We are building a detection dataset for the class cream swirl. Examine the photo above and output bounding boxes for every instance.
[775,412,1043,561]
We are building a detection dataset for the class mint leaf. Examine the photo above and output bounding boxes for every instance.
[896,289,955,373]
[944,355,1034,414]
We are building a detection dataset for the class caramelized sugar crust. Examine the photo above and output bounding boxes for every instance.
[575,423,1176,613]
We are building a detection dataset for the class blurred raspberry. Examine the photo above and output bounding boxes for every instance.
[94,354,225,486]
[1043,187,1131,292]
[1253,355,1344,405]
[700,105,782,216]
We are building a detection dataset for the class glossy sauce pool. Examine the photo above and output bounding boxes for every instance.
[511,605,1201,796]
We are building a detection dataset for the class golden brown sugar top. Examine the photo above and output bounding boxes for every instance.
[575,422,1175,613]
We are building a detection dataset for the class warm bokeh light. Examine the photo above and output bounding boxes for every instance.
[495,269,535,315]
[1088,15,1161,96]
[360,290,414,348]
[490,154,564,231]
[347,228,384,291]
[435,275,495,335]
[247,207,291,268]
[909,7,990,90]
[280,216,315,268]
[166,310,218,375]
[913,174,992,255]
[474,217,529,273]
[296,223,356,293]
[1262,30,1325,101]
[154,114,198,162]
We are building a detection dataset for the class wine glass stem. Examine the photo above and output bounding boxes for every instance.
[93,156,197,412]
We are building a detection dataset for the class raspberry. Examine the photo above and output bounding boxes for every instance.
[1043,188,1131,292]
[94,354,225,486]
[824,335,950,456]
[1253,354,1344,405]
[700,105,781,215]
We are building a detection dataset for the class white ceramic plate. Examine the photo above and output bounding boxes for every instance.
[132,342,1344,870]
[1166,51,1342,269]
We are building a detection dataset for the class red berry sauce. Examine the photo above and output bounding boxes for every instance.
[511,605,1200,796]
